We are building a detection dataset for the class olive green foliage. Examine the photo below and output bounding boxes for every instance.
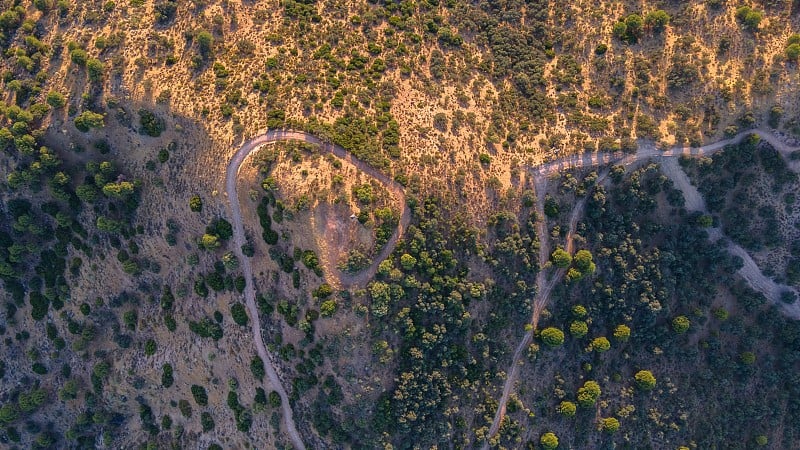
[231,302,249,326]
[735,6,763,30]
[540,432,559,449]
[557,400,576,417]
[541,327,565,347]
[577,380,601,407]
[161,364,174,388]
[189,195,203,212]
[613,324,631,341]
[46,91,66,108]
[590,336,611,352]
[644,10,670,31]
[569,320,588,338]
[672,315,690,334]
[138,109,165,137]
[74,111,104,132]
[634,370,656,390]
[250,356,265,380]
[191,385,208,406]
[600,417,620,433]
[786,34,800,60]
[551,248,571,268]
[613,14,644,43]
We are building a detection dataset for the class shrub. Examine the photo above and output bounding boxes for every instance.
[189,196,202,212]
[178,399,192,418]
[144,339,156,356]
[46,91,66,108]
[161,364,174,388]
[613,324,631,341]
[540,432,559,449]
[268,391,281,408]
[250,356,265,380]
[201,411,215,432]
[590,336,611,352]
[634,370,656,390]
[231,303,249,326]
[320,300,337,317]
[735,6,763,30]
[70,48,87,65]
[191,385,208,406]
[577,380,601,407]
[541,327,565,347]
[569,321,588,338]
[557,400,576,417]
[87,58,104,81]
[74,111,105,132]
[138,109,165,137]
[672,315,690,333]
[644,10,670,31]
[600,417,620,433]
[551,248,572,268]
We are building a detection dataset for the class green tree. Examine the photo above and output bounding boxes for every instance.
[540,432,559,450]
[572,305,587,317]
[590,336,611,352]
[577,380,601,407]
[573,250,596,274]
[201,233,220,249]
[197,30,213,57]
[231,303,249,326]
[250,356,265,380]
[102,181,135,199]
[201,411,215,432]
[162,364,174,388]
[70,48,87,65]
[735,6,763,30]
[74,111,105,132]
[600,417,620,433]
[190,195,202,212]
[400,253,417,271]
[0,403,18,423]
[613,324,631,342]
[541,327,565,347]
[551,248,572,268]
[191,385,208,406]
[320,299,337,317]
[623,14,643,41]
[87,58,104,81]
[46,91,66,108]
[569,321,588,338]
[786,44,800,61]
[557,400,576,417]
[672,315,690,333]
[634,370,656,390]
[369,281,391,317]
[644,10,670,31]
[144,339,156,356]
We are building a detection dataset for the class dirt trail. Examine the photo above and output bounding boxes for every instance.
[483,129,800,445]
[226,129,410,450]
[658,157,800,318]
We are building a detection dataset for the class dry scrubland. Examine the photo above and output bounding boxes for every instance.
[0,0,800,449]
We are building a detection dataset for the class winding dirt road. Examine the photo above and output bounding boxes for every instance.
[224,128,797,448]
[483,128,800,445]
[226,130,409,449]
